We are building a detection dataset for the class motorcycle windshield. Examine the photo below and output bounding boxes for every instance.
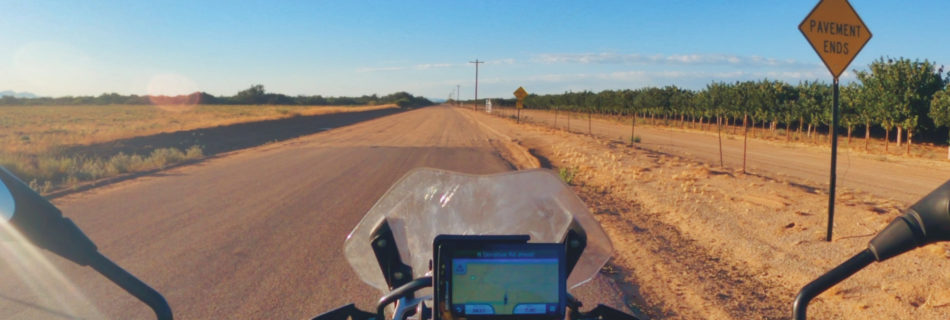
[343,168,613,293]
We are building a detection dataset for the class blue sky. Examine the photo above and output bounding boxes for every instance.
[2,0,948,100]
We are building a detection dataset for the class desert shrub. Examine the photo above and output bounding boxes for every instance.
[145,148,186,169]
[559,167,576,185]
[184,145,204,159]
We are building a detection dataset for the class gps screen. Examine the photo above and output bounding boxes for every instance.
[449,244,563,316]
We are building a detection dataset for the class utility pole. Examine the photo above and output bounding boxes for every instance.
[457,84,461,107]
[470,59,483,111]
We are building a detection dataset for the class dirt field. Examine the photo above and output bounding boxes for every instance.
[0,104,395,193]
[466,107,950,319]
[0,104,394,155]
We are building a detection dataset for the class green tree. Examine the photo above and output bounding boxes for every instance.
[797,81,831,141]
[857,57,947,152]
[773,81,799,141]
[929,86,950,159]
[840,82,861,144]
[851,83,878,151]
[236,84,266,104]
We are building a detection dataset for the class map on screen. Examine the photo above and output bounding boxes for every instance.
[451,258,560,315]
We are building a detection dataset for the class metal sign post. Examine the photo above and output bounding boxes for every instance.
[514,87,528,124]
[799,0,871,241]
[828,78,840,242]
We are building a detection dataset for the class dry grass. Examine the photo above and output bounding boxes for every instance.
[0,104,390,155]
[0,104,390,193]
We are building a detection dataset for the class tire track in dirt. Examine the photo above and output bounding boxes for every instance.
[578,189,791,319]
[468,108,796,319]
[521,129,790,319]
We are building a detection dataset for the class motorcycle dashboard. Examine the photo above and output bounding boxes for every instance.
[433,235,566,320]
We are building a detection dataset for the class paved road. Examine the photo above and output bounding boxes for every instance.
[0,106,622,319]
[495,107,950,205]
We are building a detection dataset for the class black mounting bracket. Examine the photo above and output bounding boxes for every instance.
[369,218,413,290]
[563,219,588,277]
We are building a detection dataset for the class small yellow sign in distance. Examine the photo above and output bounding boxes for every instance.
[516,101,523,109]
[799,0,871,79]
[514,87,528,100]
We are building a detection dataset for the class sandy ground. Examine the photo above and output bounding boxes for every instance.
[493,107,950,206]
[466,107,950,319]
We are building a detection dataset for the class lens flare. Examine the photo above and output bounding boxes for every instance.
[146,73,201,111]
[12,41,97,95]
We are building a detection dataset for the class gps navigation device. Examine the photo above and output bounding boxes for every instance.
[433,235,566,320]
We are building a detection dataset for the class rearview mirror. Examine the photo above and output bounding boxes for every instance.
[0,166,172,320]
[0,167,98,265]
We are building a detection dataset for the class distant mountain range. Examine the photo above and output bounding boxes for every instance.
[0,90,37,98]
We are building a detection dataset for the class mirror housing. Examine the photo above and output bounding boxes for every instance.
[868,179,950,262]
[0,166,173,319]
[0,167,98,265]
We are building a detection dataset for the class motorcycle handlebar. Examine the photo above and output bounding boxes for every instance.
[375,276,432,319]
[312,277,640,320]
[792,249,875,320]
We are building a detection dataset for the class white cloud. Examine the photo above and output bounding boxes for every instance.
[481,68,834,89]
[356,66,408,73]
[486,58,516,65]
[532,52,818,69]
[351,53,839,98]
[414,63,456,70]
[356,59,515,73]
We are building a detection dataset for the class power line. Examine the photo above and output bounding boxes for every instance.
[470,59,483,111]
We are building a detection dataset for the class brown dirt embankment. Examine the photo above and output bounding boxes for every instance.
[458,109,540,170]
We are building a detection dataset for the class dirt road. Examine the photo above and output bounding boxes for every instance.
[0,106,624,319]
[496,108,950,205]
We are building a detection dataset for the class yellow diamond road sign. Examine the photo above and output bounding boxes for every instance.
[799,0,871,79]
[514,87,528,100]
